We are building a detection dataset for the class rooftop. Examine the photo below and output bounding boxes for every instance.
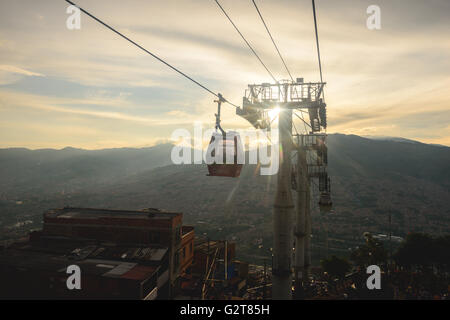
[0,248,158,281]
[44,207,181,220]
[194,238,234,254]
[2,234,168,270]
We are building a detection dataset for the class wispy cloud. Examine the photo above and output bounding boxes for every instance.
[0,90,203,126]
[0,0,449,147]
[0,65,44,77]
[0,65,44,85]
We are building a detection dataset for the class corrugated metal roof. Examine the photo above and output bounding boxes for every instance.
[120,265,158,281]
[102,262,137,278]
[0,237,168,280]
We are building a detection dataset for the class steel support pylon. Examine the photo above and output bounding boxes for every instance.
[272,98,294,299]
[294,145,310,294]
[237,80,327,299]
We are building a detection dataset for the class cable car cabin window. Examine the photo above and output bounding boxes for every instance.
[206,131,243,178]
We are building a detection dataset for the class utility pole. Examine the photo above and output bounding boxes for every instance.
[388,211,392,275]
[263,259,267,299]
[224,240,228,281]
[294,143,308,294]
[325,215,329,259]
[304,178,312,285]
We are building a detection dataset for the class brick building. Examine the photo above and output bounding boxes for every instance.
[0,207,195,299]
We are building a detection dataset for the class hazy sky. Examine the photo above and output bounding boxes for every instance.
[0,0,449,149]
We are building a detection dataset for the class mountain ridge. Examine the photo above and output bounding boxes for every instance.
[2,134,448,152]
[1,134,448,263]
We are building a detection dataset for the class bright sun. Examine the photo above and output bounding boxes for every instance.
[268,107,280,121]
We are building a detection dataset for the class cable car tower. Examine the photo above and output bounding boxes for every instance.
[210,0,332,299]
[237,78,331,299]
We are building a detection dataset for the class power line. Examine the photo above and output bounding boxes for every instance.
[252,0,294,82]
[64,0,240,108]
[213,0,278,84]
[312,0,323,85]
[251,0,313,136]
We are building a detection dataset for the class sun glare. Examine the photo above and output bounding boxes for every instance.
[268,107,280,121]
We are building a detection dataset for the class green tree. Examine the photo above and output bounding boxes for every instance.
[350,233,388,268]
[321,255,351,279]
[432,235,450,271]
[394,233,450,272]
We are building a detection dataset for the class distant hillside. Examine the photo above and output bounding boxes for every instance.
[1,134,448,197]
[332,134,450,186]
[0,144,174,197]
[1,134,449,264]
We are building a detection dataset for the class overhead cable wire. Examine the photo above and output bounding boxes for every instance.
[294,111,311,130]
[64,0,240,108]
[213,0,278,84]
[312,0,324,90]
[252,0,294,82]
[252,0,312,135]
[312,0,327,135]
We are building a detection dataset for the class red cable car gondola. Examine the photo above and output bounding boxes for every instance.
[206,131,243,177]
[206,94,244,178]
